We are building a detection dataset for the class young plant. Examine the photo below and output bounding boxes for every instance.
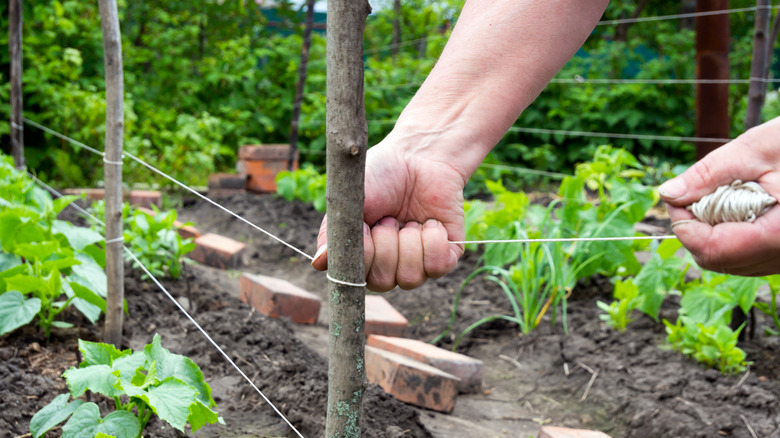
[754,275,780,336]
[275,164,327,212]
[664,313,749,375]
[0,155,108,339]
[30,334,223,438]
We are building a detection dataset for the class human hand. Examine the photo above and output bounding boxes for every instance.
[659,116,780,276]
[311,134,469,291]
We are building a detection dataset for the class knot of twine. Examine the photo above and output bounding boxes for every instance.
[685,180,777,226]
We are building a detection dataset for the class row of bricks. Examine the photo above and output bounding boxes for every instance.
[63,188,163,209]
[156,231,610,436]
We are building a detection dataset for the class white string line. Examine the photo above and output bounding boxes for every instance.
[29,175,305,438]
[477,163,570,179]
[369,77,780,90]
[22,118,315,262]
[507,127,731,143]
[363,34,447,55]
[452,235,677,245]
[597,5,779,26]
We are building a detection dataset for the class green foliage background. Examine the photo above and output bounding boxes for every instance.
[0,0,778,189]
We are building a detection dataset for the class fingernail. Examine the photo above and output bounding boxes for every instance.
[379,217,398,227]
[312,244,327,265]
[659,178,687,200]
[363,223,371,234]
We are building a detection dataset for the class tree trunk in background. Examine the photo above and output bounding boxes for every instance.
[744,0,771,130]
[695,0,730,159]
[9,0,25,170]
[98,0,126,349]
[765,6,780,80]
[289,0,315,170]
[324,0,371,436]
[615,0,649,42]
[392,0,401,57]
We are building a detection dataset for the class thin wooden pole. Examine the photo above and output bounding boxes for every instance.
[9,0,25,170]
[98,0,125,348]
[288,0,316,171]
[695,0,730,159]
[324,0,371,436]
[745,0,772,129]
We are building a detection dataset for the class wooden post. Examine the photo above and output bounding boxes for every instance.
[744,0,772,130]
[392,0,401,57]
[288,0,316,171]
[324,0,371,436]
[764,6,780,86]
[695,0,730,159]
[98,0,125,348]
[9,0,25,170]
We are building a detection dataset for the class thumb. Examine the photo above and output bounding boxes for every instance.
[659,145,745,208]
[312,215,328,271]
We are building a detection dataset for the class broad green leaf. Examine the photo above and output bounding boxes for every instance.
[51,195,79,216]
[51,321,75,329]
[64,365,122,398]
[61,403,140,438]
[112,351,146,379]
[656,238,683,260]
[15,241,60,262]
[0,253,21,272]
[64,281,101,325]
[722,276,761,314]
[131,360,159,389]
[5,274,46,294]
[680,286,732,324]
[188,399,223,432]
[41,255,80,273]
[124,377,197,432]
[144,333,215,405]
[634,254,684,320]
[77,339,131,367]
[70,282,106,313]
[30,394,84,438]
[53,220,104,250]
[70,254,107,297]
[0,291,41,335]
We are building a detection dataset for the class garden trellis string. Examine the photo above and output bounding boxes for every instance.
[28,174,306,438]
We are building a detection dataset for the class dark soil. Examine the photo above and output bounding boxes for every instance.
[3,192,780,438]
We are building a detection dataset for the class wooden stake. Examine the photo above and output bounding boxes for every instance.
[695,0,730,159]
[98,0,125,348]
[324,0,371,436]
[9,0,25,170]
[744,0,772,130]
[288,0,316,171]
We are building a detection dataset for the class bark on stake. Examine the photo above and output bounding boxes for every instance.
[98,0,125,348]
[288,0,315,171]
[9,0,24,170]
[744,0,771,130]
[325,0,371,436]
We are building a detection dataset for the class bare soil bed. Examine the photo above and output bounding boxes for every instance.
[4,192,780,438]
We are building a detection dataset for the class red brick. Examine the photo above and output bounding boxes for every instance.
[188,233,245,269]
[129,190,161,209]
[365,295,408,338]
[365,345,459,413]
[63,188,105,201]
[539,426,612,438]
[207,188,246,197]
[208,173,247,190]
[237,158,300,193]
[133,207,200,239]
[239,273,321,324]
[367,335,483,393]
[238,144,293,161]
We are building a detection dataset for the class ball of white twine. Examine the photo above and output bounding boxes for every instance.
[685,180,777,226]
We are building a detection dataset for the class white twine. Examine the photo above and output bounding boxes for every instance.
[326,273,367,288]
[104,236,124,245]
[683,180,777,226]
[102,155,124,166]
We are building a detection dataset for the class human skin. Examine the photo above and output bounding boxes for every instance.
[312,0,610,291]
[660,116,780,277]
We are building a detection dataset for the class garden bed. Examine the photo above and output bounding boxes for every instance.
[3,193,780,438]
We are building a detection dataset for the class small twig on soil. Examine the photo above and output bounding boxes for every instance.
[234,353,255,370]
[564,362,570,376]
[741,414,759,438]
[736,365,751,389]
[580,369,599,401]
[576,361,595,375]
[13,434,32,438]
[498,354,523,369]
[243,307,256,325]
[539,394,562,406]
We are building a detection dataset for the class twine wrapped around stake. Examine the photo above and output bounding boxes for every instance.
[684,180,777,226]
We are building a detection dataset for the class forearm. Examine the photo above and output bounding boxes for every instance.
[390,0,609,178]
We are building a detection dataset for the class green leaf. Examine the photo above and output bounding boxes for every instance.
[15,241,60,262]
[656,238,683,260]
[61,403,140,438]
[680,286,732,324]
[0,291,41,335]
[188,398,223,432]
[112,351,146,379]
[64,365,123,398]
[70,254,108,297]
[53,220,104,250]
[144,333,215,406]
[77,339,131,367]
[634,254,684,320]
[30,394,84,438]
[0,253,21,272]
[722,276,761,314]
[5,274,46,294]
[70,282,107,313]
[124,377,197,432]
